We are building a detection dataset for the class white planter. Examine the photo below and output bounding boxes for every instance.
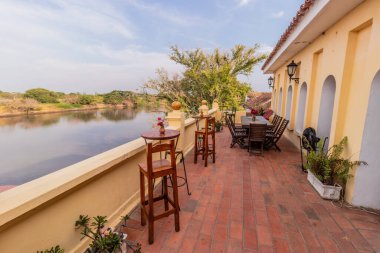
[307,170,342,200]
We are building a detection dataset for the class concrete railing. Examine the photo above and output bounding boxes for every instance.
[0,102,218,253]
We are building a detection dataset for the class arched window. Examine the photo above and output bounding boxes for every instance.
[278,88,283,116]
[285,86,293,120]
[353,70,380,209]
[317,75,336,148]
[296,82,307,133]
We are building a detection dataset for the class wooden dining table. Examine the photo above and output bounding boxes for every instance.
[240,116,273,129]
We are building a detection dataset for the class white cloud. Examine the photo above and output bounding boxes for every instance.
[272,10,285,19]
[127,0,208,27]
[0,0,184,93]
[237,0,253,7]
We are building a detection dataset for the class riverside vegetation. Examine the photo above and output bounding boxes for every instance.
[1,44,267,116]
[0,89,162,116]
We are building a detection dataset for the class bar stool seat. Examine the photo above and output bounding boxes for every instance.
[139,159,170,174]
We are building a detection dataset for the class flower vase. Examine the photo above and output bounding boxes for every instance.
[252,116,256,121]
[159,125,165,135]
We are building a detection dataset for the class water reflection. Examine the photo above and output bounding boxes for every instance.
[0,108,161,185]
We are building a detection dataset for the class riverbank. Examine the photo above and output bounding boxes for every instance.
[0,104,124,118]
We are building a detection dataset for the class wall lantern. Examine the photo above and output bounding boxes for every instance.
[268,76,274,89]
[287,60,300,84]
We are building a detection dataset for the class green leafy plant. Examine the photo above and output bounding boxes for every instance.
[305,136,367,187]
[215,120,223,132]
[37,245,64,253]
[75,215,141,253]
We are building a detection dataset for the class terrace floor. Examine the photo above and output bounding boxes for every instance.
[122,129,380,253]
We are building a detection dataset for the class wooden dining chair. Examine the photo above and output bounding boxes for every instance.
[226,115,248,148]
[265,119,289,152]
[139,140,180,244]
[194,116,216,167]
[247,123,267,155]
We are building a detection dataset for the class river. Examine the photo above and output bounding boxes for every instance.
[0,108,163,186]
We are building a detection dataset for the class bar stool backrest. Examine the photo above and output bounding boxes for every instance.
[205,117,216,134]
[146,140,176,176]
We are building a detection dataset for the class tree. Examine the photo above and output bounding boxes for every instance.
[144,45,267,113]
[78,94,95,105]
[103,91,124,105]
[24,88,59,103]
[7,98,40,114]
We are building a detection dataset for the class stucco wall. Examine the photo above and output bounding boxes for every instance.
[271,0,380,207]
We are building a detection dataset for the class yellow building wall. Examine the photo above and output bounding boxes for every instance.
[271,0,380,203]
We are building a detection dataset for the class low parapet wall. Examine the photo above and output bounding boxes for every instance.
[0,108,216,253]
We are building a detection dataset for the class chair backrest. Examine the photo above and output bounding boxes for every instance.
[205,117,216,134]
[272,116,283,134]
[274,119,289,139]
[248,123,267,142]
[146,140,176,175]
[225,115,236,136]
[272,114,280,125]
[227,114,238,129]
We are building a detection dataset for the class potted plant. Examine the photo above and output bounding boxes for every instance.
[37,245,64,253]
[75,215,141,253]
[305,136,367,200]
[215,120,223,132]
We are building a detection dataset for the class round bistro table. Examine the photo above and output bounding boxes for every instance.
[141,129,180,142]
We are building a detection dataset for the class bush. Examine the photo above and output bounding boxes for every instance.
[7,98,40,113]
[103,91,124,105]
[78,94,95,105]
[24,88,59,103]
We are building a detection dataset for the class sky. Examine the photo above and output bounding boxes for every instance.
[0,0,304,94]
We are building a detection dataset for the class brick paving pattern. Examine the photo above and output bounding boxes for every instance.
[122,130,380,253]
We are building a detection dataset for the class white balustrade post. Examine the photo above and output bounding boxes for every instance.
[166,101,186,151]
[198,100,209,116]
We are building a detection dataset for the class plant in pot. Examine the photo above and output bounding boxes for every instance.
[75,215,141,253]
[305,136,367,200]
[215,120,223,132]
[37,245,64,253]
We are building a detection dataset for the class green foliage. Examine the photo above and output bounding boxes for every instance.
[145,44,267,114]
[79,94,95,105]
[24,88,59,103]
[103,91,124,105]
[75,214,141,253]
[55,103,82,109]
[36,245,64,253]
[215,120,223,132]
[305,136,367,187]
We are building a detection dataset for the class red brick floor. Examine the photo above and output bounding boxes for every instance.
[122,130,380,253]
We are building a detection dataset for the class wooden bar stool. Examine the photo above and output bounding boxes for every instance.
[139,140,180,244]
[194,116,216,167]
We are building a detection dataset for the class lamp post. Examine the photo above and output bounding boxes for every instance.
[286,60,300,84]
[268,76,274,89]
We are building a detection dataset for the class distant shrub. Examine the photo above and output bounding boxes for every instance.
[103,91,124,105]
[78,94,95,105]
[63,94,80,104]
[7,98,40,113]
[24,88,59,103]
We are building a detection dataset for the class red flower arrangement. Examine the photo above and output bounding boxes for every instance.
[157,117,166,127]
[250,108,258,116]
